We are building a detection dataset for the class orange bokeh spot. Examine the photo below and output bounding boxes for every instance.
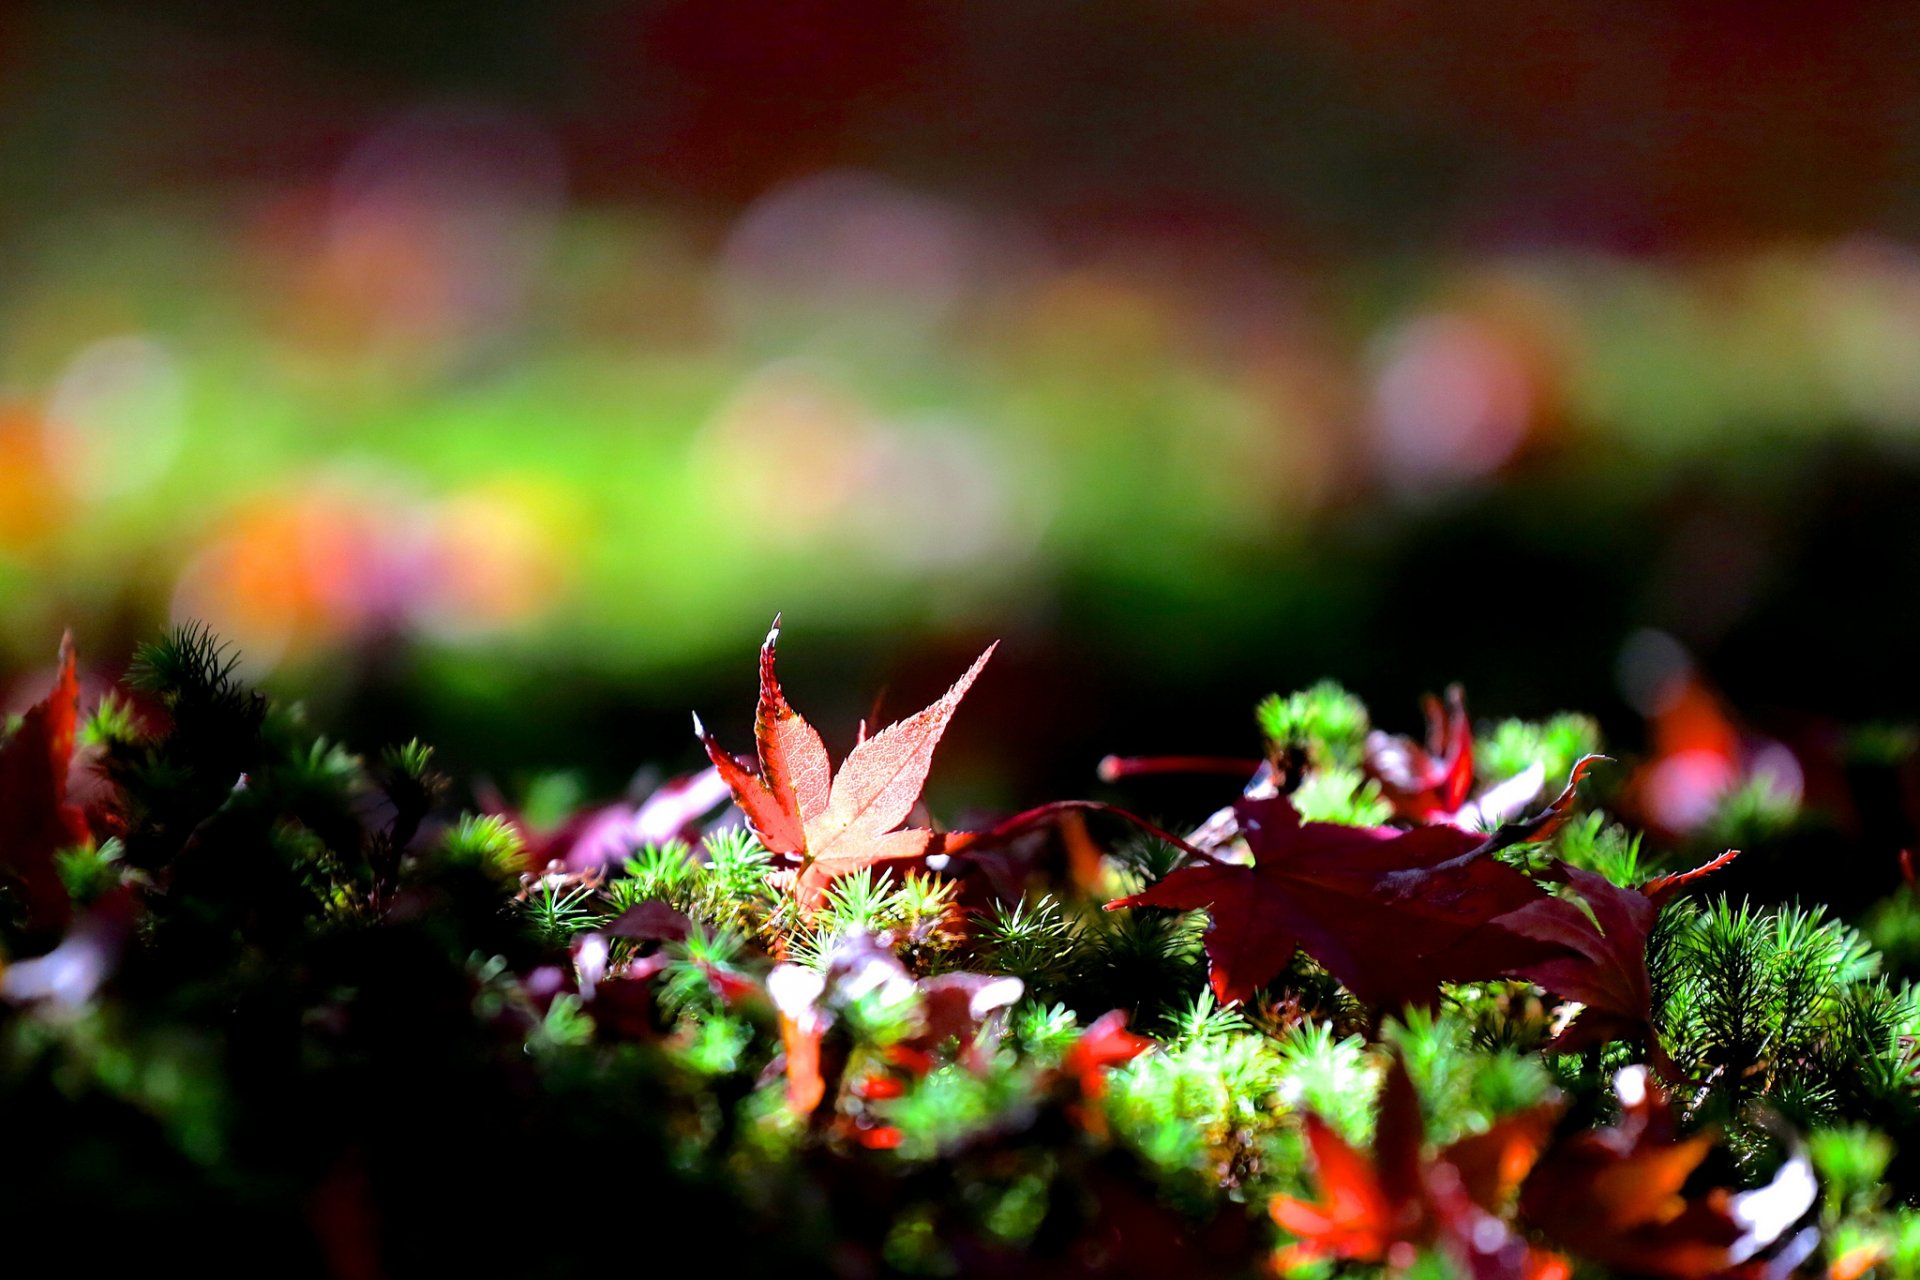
[0,406,61,549]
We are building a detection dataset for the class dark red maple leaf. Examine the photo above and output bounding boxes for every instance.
[695,618,994,910]
[0,635,90,936]
[1106,794,1554,1008]
[1518,1066,1816,1279]
[1366,685,1476,823]
[1272,1053,1566,1278]
[1491,851,1737,1078]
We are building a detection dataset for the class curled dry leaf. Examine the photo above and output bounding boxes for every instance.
[1365,685,1476,823]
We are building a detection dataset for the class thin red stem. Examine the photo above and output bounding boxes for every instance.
[946,799,1222,865]
[1096,754,1262,783]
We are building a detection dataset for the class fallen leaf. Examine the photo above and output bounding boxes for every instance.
[1518,1066,1816,1279]
[768,962,832,1116]
[1106,795,1551,1008]
[1272,1053,1564,1276]
[696,618,994,909]
[1492,851,1737,1076]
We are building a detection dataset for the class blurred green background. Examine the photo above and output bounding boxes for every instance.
[3,0,1919,812]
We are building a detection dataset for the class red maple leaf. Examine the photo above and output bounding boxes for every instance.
[1518,1066,1816,1279]
[1106,795,1554,1008]
[695,619,994,910]
[1272,1053,1565,1277]
[1366,685,1476,822]
[1491,851,1737,1078]
[0,634,90,936]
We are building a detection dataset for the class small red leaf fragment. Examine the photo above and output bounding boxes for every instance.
[1058,1008,1154,1136]
[1641,848,1740,907]
[852,1124,903,1150]
[1063,1009,1154,1098]
[1470,754,1611,859]
[0,634,89,935]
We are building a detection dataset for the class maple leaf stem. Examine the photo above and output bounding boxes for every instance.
[956,799,1225,865]
[1095,754,1264,783]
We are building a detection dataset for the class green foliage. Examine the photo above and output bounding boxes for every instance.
[1072,901,1208,1024]
[521,878,603,946]
[1812,1126,1920,1279]
[883,1061,1031,1161]
[80,692,143,750]
[1812,1125,1895,1220]
[698,827,780,933]
[1848,723,1918,768]
[1863,888,1920,978]
[127,622,248,711]
[1550,810,1644,887]
[380,737,436,782]
[977,895,1079,996]
[1273,1020,1374,1145]
[517,771,588,832]
[1382,1009,1554,1147]
[1475,714,1603,787]
[1288,766,1392,826]
[1160,988,1252,1045]
[54,837,124,906]
[786,867,963,975]
[1704,773,1804,850]
[531,993,595,1052]
[1012,1001,1081,1056]
[1107,992,1292,1206]
[439,813,526,882]
[1258,681,1371,768]
[1653,897,1919,1129]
